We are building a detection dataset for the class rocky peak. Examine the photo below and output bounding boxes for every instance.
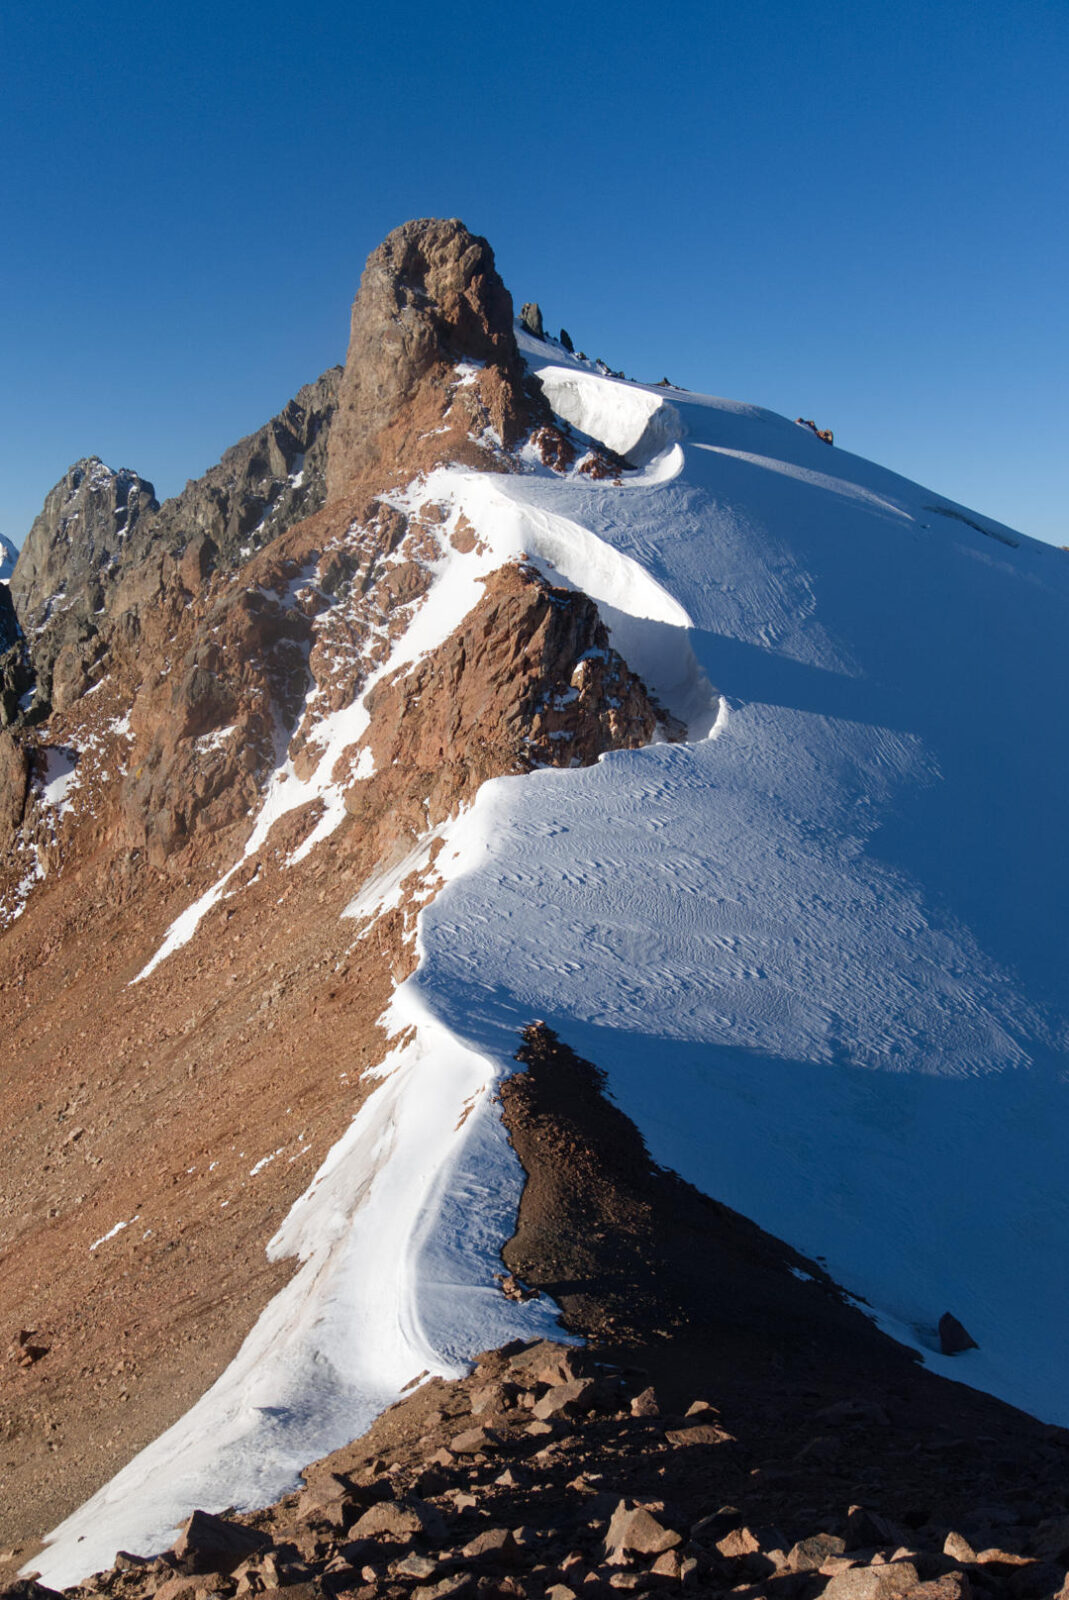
[326,217,529,496]
[3,370,340,722]
[11,458,159,636]
[6,459,159,713]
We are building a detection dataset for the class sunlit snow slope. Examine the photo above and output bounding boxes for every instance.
[33,335,1069,1585]
[412,334,1069,1423]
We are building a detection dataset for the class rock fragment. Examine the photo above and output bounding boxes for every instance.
[604,1501,682,1565]
[173,1510,272,1575]
[938,1314,979,1355]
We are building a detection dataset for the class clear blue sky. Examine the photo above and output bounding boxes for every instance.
[2,0,1066,547]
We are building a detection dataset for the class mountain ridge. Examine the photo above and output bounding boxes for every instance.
[2,218,1067,1596]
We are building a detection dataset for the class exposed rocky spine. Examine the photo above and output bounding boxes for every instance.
[139,367,341,575]
[26,1335,1069,1600]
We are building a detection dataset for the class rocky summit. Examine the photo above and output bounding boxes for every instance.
[1,219,1067,1600]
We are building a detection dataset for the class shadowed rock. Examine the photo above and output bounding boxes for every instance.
[939,1313,979,1355]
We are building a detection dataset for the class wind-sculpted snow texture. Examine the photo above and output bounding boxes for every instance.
[412,332,1069,1424]
[32,331,1069,1585]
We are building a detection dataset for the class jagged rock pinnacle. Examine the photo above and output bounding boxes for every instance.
[326,217,522,497]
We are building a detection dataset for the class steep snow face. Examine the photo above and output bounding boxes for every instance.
[0,532,17,582]
[413,338,1069,1424]
[32,343,1069,1584]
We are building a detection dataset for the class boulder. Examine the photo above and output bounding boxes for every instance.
[1030,1515,1069,1562]
[942,1535,977,1564]
[938,1314,978,1355]
[460,1527,522,1564]
[533,1379,597,1421]
[173,1510,272,1574]
[630,1387,660,1418]
[908,1580,972,1600]
[508,1340,589,1388]
[716,1527,761,1559]
[665,1422,735,1447]
[450,1426,500,1455]
[790,1535,848,1572]
[604,1502,681,1565]
[844,1507,905,1551]
[823,1561,922,1600]
[350,1495,444,1541]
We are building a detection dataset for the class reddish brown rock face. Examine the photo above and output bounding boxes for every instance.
[358,562,680,828]
[326,217,538,495]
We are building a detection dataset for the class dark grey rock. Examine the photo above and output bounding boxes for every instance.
[519,302,544,338]
[939,1313,979,1355]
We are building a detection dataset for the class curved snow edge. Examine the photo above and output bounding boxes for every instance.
[536,365,685,468]
[31,978,567,1588]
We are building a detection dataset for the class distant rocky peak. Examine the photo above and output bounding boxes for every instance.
[326,217,531,496]
[11,457,159,626]
[0,533,16,582]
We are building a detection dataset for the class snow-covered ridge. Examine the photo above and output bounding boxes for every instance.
[33,351,1069,1584]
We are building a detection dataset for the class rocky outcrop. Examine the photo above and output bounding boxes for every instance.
[0,583,19,653]
[0,533,18,581]
[520,301,544,338]
[136,368,340,577]
[0,728,29,835]
[10,460,159,712]
[797,417,835,445]
[116,577,314,867]
[6,372,339,722]
[326,218,535,496]
[12,461,158,631]
[358,563,682,828]
[938,1313,979,1355]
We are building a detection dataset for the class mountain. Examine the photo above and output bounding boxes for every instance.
[2,220,1068,1594]
[0,533,17,582]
